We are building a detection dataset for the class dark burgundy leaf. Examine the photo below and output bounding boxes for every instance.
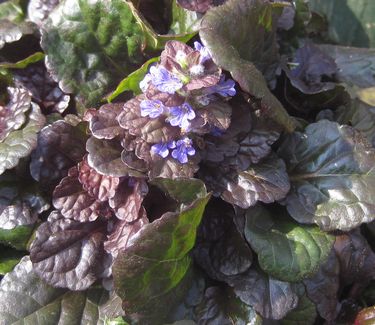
[85,103,124,140]
[177,0,213,13]
[282,41,337,94]
[78,157,120,202]
[13,62,70,114]
[53,166,105,222]
[30,120,87,189]
[334,230,375,287]
[0,87,31,142]
[303,250,341,321]
[227,267,298,320]
[86,137,140,177]
[221,155,290,209]
[109,178,148,222]
[198,101,232,131]
[196,286,261,325]
[30,211,110,290]
[194,199,253,281]
[149,156,199,179]
[104,210,148,258]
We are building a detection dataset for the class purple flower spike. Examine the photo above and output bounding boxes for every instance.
[168,102,196,130]
[172,137,196,164]
[194,41,211,64]
[140,99,165,118]
[151,141,176,158]
[207,76,236,97]
[149,66,183,94]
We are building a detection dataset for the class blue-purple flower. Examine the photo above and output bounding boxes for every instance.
[151,141,176,158]
[140,99,165,118]
[139,73,152,92]
[207,76,236,97]
[149,66,183,94]
[168,102,196,130]
[194,41,211,64]
[171,137,196,164]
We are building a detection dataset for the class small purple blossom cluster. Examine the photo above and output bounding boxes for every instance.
[137,41,236,164]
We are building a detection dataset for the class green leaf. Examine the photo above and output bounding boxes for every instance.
[169,0,201,35]
[41,0,147,106]
[151,178,207,204]
[113,180,210,316]
[129,2,197,52]
[0,246,24,275]
[278,120,375,231]
[309,0,375,47]
[0,0,25,22]
[0,257,112,324]
[0,225,35,251]
[244,205,334,282]
[0,52,44,69]
[200,0,295,132]
[106,56,159,102]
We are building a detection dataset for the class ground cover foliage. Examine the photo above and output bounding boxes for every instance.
[0,0,375,324]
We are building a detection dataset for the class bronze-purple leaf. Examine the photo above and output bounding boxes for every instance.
[30,211,110,290]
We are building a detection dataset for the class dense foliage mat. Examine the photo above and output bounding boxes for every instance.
[0,0,375,324]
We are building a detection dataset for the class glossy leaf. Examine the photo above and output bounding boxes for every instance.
[244,205,334,282]
[41,0,146,106]
[53,166,104,222]
[79,158,120,202]
[196,286,262,325]
[221,155,290,209]
[86,103,124,140]
[151,177,207,204]
[0,96,45,175]
[227,267,299,320]
[283,41,337,95]
[355,306,375,325]
[30,211,110,290]
[194,199,253,281]
[0,257,111,324]
[30,120,87,189]
[200,0,295,132]
[13,62,71,114]
[113,182,210,315]
[278,120,375,231]
[281,285,317,325]
[335,99,375,147]
[0,172,49,250]
[86,137,139,178]
[303,250,340,321]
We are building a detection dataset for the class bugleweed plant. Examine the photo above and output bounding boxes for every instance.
[0,0,375,324]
